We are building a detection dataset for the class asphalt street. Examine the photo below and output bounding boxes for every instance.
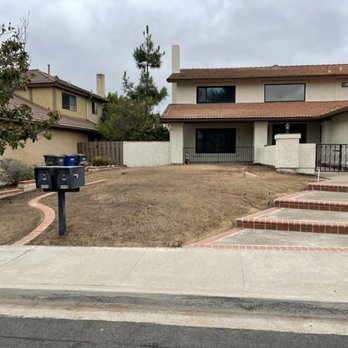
[0,316,347,348]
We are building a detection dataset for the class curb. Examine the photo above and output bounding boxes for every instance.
[1,288,347,320]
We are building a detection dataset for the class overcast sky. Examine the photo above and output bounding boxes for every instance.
[1,0,348,110]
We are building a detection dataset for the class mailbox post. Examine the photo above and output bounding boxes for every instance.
[34,166,85,236]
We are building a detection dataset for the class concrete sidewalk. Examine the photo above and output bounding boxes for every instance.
[0,246,347,313]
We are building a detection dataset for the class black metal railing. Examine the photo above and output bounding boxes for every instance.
[183,146,254,163]
[316,144,348,172]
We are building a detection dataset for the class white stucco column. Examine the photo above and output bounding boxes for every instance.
[321,121,331,143]
[170,123,184,164]
[253,121,268,163]
[275,133,301,169]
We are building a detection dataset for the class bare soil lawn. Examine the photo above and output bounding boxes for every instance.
[13,164,311,248]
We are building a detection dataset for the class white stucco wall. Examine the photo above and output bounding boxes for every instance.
[257,135,315,174]
[262,145,276,166]
[123,141,170,167]
[299,144,316,174]
[275,134,301,168]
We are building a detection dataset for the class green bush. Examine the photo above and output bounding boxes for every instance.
[0,159,34,185]
[91,156,115,166]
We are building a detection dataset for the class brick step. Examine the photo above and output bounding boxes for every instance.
[236,208,348,234]
[275,191,348,212]
[307,182,348,192]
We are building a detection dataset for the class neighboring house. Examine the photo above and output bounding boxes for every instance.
[1,69,107,165]
[162,45,348,173]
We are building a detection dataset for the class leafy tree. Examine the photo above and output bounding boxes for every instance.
[98,92,168,141]
[0,20,59,155]
[99,25,169,141]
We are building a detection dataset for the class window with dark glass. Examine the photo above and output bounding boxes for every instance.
[265,84,305,102]
[62,93,77,111]
[196,128,236,153]
[92,101,98,114]
[197,86,235,103]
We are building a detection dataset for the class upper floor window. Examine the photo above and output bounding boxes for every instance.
[265,84,305,102]
[197,86,235,103]
[92,101,98,114]
[62,93,77,112]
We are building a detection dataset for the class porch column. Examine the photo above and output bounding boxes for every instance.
[253,121,268,163]
[275,133,301,170]
[170,123,184,164]
[321,121,331,143]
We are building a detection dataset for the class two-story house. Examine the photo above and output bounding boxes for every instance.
[162,45,348,172]
[2,68,107,165]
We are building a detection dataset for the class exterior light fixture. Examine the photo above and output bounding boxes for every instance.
[285,123,290,133]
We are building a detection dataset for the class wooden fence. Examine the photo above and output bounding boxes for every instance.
[77,141,123,165]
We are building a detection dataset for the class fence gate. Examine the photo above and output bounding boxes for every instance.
[316,144,348,172]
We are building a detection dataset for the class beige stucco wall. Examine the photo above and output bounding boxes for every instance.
[1,128,89,166]
[87,100,102,124]
[174,78,348,104]
[323,112,348,144]
[56,90,87,119]
[32,88,53,109]
[306,80,348,101]
[123,141,170,167]
[236,82,263,102]
[15,90,31,100]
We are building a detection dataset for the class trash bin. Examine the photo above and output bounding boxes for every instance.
[76,154,87,165]
[64,154,78,166]
[44,155,65,166]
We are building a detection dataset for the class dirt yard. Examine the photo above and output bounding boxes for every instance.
[0,164,308,247]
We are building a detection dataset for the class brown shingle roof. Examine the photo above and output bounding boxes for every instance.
[161,101,348,122]
[28,69,107,102]
[168,64,348,82]
[10,94,96,131]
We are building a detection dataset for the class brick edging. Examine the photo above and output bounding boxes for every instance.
[12,179,107,246]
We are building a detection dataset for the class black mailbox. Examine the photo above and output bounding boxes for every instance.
[34,165,85,236]
[56,166,85,190]
[35,167,56,190]
[34,166,85,192]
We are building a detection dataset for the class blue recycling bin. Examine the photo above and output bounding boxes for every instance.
[64,154,78,166]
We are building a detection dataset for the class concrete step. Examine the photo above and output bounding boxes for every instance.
[308,182,348,192]
[236,207,348,234]
[275,190,348,212]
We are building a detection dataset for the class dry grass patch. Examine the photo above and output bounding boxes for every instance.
[27,165,311,247]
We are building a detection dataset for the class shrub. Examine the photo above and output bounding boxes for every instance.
[0,159,34,185]
[91,156,115,166]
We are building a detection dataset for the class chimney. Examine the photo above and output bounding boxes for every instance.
[96,73,105,97]
[47,64,51,75]
[172,45,180,73]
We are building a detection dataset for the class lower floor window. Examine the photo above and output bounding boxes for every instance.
[196,128,236,153]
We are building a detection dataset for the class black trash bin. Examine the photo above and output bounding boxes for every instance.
[76,154,87,165]
[44,155,65,166]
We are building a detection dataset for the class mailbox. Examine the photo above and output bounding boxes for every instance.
[34,166,85,192]
[56,166,85,190]
[35,167,56,190]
